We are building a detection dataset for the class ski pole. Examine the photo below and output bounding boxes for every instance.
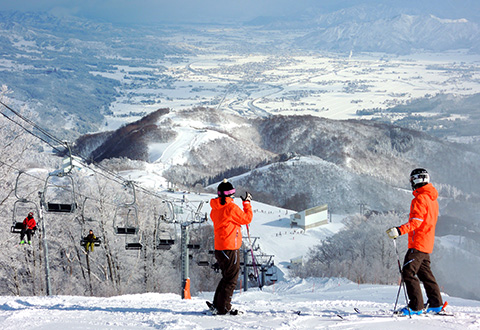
[393,239,411,318]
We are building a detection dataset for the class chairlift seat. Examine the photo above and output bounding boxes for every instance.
[80,237,102,247]
[116,227,138,235]
[10,222,24,234]
[11,222,37,234]
[125,242,142,250]
[46,203,77,213]
[187,243,200,249]
[156,239,174,250]
[158,239,175,245]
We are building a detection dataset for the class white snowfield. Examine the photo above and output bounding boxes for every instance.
[0,278,479,330]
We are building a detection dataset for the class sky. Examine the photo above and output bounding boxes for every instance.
[0,0,317,24]
[1,0,479,24]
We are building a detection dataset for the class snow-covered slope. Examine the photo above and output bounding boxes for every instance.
[294,12,480,54]
[1,277,479,330]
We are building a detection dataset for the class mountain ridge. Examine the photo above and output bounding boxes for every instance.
[73,107,480,214]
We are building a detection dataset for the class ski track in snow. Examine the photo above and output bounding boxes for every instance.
[1,279,479,330]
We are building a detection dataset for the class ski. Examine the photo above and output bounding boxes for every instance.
[355,301,453,317]
[292,310,362,320]
[204,301,244,316]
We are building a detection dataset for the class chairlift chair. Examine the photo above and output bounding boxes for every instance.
[113,204,139,235]
[42,172,77,213]
[11,171,41,234]
[78,197,102,247]
[125,242,143,250]
[11,199,40,234]
[155,203,176,250]
[125,233,142,250]
[157,238,175,250]
[80,236,102,248]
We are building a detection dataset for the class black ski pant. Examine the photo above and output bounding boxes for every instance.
[402,248,442,311]
[213,249,240,314]
[20,228,33,242]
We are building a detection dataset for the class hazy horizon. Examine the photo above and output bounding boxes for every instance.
[1,0,479,25]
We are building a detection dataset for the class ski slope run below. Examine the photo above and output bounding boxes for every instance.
[1,278,479,330]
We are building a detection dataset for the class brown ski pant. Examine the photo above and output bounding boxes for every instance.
[213,249,240,314]
[402,248,443,311]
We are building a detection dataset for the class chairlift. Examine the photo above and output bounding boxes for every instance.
[113,181,140,235]
[11,199,39,234]
[79,198,102,248]
[155,202,176,250]
[157,238,175,250]
[42,172,77,213]
[125,242,143,250]
[194,201,207,222]
[194,241,213,266]
[11,171,40,234]
[113,205,139,235]
[125,237,143,250]
[125,228,142,250]
[42,144,77,213]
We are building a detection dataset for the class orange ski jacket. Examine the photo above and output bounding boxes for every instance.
[399,183,439,254]
[210,197,253,251]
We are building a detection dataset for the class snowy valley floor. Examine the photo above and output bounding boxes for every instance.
[1,278,479,330]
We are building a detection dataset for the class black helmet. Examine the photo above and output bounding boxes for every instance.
[410,168,430,190]
[217,179,235,197]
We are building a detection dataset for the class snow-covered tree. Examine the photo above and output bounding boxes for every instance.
[292,212,408,285]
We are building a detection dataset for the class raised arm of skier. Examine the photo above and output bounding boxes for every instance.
[209,179,253,315]
[386,168,443,315]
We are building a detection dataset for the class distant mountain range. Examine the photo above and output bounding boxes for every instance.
[1,7,479,139]
[247,4,480,54]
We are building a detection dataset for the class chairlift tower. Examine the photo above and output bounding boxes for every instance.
[38,191,51,296]
[161,199,207,299]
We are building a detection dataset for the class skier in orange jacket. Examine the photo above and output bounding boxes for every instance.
[209,179,253,315]
[386,168,443,315]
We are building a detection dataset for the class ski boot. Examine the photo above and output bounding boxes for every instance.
[395,306,423,316]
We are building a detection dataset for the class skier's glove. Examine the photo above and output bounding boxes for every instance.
[211,262,220,273]
[241,192,252,202]
[386,227,401,239]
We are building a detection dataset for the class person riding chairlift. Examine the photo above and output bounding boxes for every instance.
[85,229,96,252]
[20,212,36,245]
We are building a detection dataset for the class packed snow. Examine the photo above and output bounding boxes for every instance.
[1,277,479,330]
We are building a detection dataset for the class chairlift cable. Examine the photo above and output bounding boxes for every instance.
[0,109,63,153]
[0,101,66,147]
[0,101,176,206]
